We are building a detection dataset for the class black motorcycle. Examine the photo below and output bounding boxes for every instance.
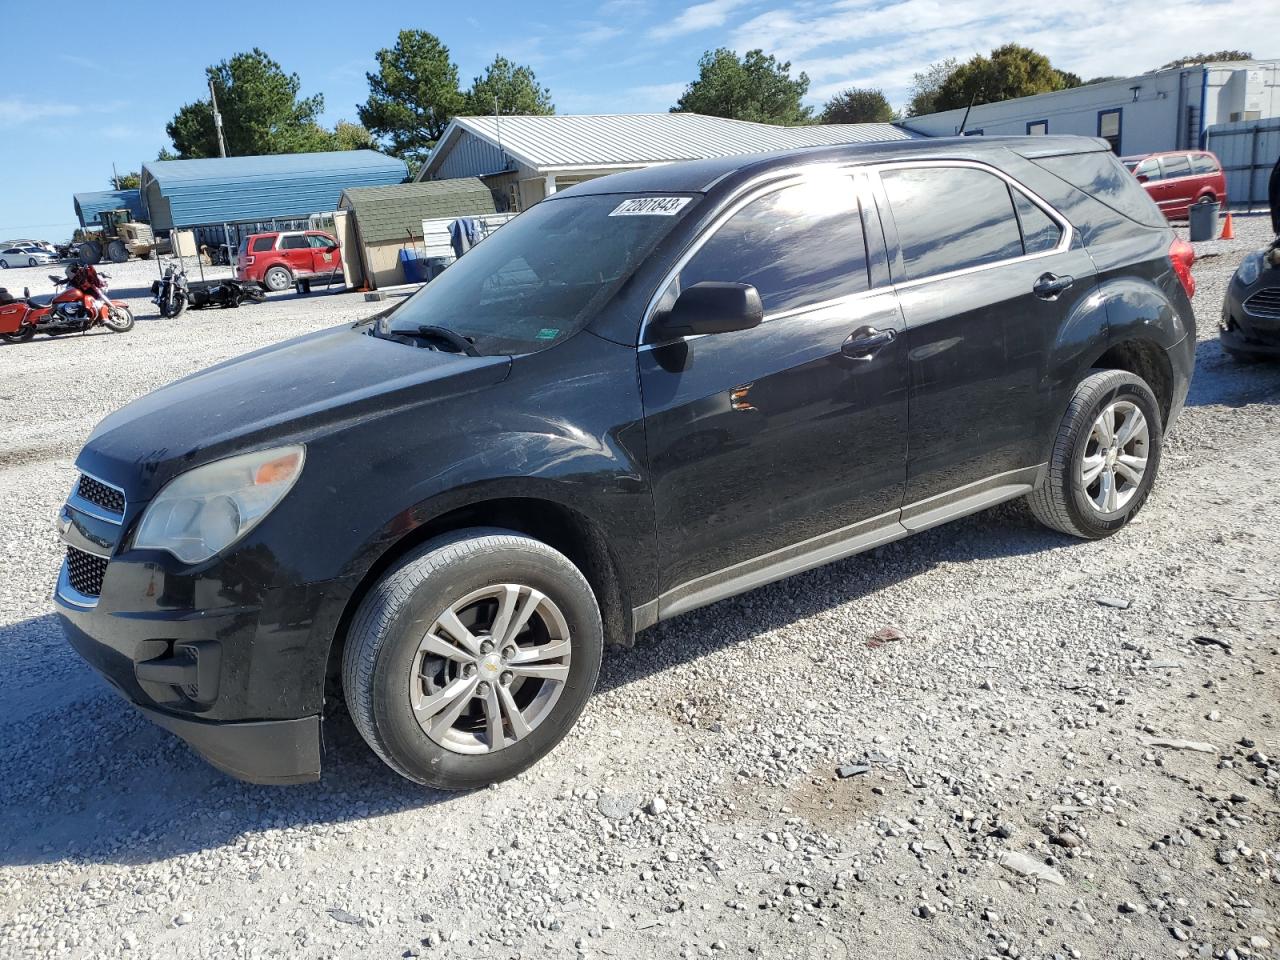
[152,261,189,318]
[151,262,266,315]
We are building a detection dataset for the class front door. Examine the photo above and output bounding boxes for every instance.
[639,173,909,614]
[279,234,313,276]
[873,162,1098,524]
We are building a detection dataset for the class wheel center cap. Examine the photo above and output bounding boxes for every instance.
[480,654,502,676]
[1105,446,1118,468]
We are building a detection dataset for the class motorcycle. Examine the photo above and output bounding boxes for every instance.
[0,263,134,343]
[151,262,266,313]
[152,261,189,318]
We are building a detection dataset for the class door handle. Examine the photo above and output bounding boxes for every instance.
[841,325,897,360]
[1033,272,1074,300]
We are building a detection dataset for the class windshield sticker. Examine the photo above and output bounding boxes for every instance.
[609,197,692,217]
[535,327,560,340]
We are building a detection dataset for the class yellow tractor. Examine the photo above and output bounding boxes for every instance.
[78,209,167,264]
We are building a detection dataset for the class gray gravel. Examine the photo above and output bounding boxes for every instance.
[2,220,1279,959]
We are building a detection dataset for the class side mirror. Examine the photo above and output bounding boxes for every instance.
[647,281,763,342]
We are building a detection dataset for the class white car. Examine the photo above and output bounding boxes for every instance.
[0,245,58,268]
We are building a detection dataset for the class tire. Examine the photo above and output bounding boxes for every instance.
[104,306,134,333]
[27,258,36,267]
[1026,369,1163,539]
[343,528,603,790]
[263,265,292,292]
[2,326,35,343]
[106,240,128,264]
[0,260,8,269]
[79,242,102,266]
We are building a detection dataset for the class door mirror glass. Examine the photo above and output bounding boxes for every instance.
[648,282,763,342]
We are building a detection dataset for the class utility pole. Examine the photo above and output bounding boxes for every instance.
[209,78,228,158]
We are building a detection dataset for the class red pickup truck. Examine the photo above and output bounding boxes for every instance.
[235,230,342,291]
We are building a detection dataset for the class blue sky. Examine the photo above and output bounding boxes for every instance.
[1,0,1274,240]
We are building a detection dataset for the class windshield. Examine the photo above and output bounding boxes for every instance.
[382,193,696,355]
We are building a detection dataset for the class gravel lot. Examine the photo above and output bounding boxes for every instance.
[2,219,1279,960]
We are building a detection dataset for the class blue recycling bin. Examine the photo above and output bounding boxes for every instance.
[399,249,427,284]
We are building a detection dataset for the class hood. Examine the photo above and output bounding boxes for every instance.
[80,323,511,499]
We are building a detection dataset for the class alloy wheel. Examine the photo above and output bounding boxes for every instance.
[1079,399,1149,514]
[409,584,572,755]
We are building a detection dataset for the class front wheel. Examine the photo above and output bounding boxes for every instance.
[104,306,134,333]
[1026,369,1163,539]
[343,529,603,790]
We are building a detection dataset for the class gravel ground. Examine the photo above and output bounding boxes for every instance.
[2,219,1279,960]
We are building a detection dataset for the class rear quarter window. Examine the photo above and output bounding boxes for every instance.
[1030,152,1166,229]
[1191,153,1219,175]
[251,236,275,252]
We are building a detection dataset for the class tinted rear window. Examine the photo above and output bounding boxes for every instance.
[881,167,1023,281]
[1030,152,1166,228]
[251,236,275,252]
[1191,153,1219,175]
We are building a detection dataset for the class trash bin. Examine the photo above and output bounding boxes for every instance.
[1188,200,1220,242]
[399,249,427,284]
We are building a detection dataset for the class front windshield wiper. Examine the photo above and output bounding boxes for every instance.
[414,325,480,357]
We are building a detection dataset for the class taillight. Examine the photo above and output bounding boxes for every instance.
[1169,237,1195,298]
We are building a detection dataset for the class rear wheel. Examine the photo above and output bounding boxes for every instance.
[263,265,292,292]
[1026,369,1163,539]
[1,326,35,344]
[0,260,9,269]
[343,529,603,789]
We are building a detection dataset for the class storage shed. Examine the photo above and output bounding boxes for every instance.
[417,113,921,210]
[336,178,499,289]
[73,189,145,229]
[140,150,408,230]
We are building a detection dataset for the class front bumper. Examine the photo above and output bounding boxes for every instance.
[58,596,324,784]
[1222,270,1280,351]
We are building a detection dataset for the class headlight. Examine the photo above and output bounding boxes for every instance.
[1236,251,1262,287]
[134,446,305,563]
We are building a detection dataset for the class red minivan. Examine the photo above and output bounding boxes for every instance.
[1122,151,1227,220]
[235,230,342,291]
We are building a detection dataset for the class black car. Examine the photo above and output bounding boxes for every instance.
[1221,235,1280,361]
[56,136,1196,789]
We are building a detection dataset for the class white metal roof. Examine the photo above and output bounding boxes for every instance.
[422,113,921,179]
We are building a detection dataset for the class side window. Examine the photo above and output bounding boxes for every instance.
[675,178,869,314]
[1133,157,1161,181]
[1191,153,1218,175]
[1011,191,1062,254]
[307,234,334,249]
[251,237,275,252]
[1160,154,1191,179]
[880,167,1023,281]
[280,234,308,250]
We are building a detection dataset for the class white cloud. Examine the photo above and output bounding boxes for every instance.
[0,98,80,127]
[649,0,751,40]
[726,0,1280,107]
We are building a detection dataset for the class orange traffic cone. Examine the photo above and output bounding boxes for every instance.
[1220,212,1234,240]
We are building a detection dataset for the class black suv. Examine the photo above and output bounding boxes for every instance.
[56,136,1196,789]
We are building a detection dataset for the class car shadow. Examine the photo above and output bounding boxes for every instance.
[0,502,1064,870]
[1184,335,1280,408]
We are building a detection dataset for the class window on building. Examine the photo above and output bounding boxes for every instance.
[280,234,309,250]
[1160,154,1192,179]
[1011,191,1063,254]
[675,178,869,314]
[1026,120,1049,136]
[880,167,1024,281]
[1098,109,1122,153]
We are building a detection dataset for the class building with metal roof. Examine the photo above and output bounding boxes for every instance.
[73,189,145,229]
[417,113,921,210]
[140,150,409,230]
[336,178,499,289]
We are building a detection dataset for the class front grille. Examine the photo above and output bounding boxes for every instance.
[1244,287,1280,321]
[76,474,125,515]
[66,546,107,597]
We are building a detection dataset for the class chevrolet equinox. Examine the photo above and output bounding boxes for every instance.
[56,136,1196,788]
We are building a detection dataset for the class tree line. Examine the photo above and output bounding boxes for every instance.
[112,38,1252,189]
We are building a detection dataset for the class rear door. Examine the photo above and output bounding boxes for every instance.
[278,233,312,276]
[872,161,1098,527]
[639,171,909,610]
